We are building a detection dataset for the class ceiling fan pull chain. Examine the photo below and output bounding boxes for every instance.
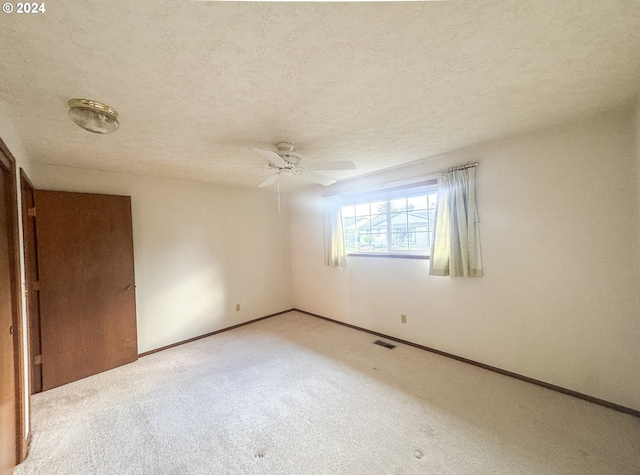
[277,175,282,213]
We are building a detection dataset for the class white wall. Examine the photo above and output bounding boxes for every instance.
[28,164,293,353]
[291,106,640,411]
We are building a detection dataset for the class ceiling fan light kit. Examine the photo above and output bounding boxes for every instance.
[68,98,119,134]
[253,142,356,188]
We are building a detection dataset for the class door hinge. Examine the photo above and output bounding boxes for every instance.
[27,207,36,217]
[34,355,42,365]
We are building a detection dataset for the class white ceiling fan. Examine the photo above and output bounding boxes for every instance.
[253,142,356,188]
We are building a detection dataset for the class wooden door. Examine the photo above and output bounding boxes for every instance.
[0,144,22,474]
[35,190,138,391]
[20,170,41,394]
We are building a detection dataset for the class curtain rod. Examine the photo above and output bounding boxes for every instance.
[445,162,479,173]
[322,162,480,197]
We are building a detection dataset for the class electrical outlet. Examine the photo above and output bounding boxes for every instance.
[401,314,407,324]
[235,304,240,312]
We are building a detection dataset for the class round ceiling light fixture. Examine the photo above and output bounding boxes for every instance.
[68,99,119,134]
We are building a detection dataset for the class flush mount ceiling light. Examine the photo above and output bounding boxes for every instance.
[68,99,119,134]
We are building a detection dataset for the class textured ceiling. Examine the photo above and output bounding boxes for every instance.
[1,1,639,191]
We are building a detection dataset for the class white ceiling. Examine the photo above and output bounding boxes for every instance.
[1,1,639,191]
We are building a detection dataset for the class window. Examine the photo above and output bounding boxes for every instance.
[341,181,437,257]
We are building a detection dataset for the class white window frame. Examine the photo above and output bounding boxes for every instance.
[340,180,438,259]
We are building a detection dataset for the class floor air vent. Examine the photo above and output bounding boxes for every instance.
[373,340,396,349]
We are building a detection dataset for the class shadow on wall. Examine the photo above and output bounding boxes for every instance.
[141,265,226,352]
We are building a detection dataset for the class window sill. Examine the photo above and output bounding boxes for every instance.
[347,253,429,260]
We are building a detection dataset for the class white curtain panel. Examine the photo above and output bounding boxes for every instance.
[323,194,347,267]
[429,167,483,277]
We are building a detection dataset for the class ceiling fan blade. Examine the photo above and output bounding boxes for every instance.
[258,174,279,188]
[304,160,356,171]
[253,148,288,167]
[305,172,336,186]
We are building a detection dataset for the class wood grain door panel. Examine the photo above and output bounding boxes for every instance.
[35,191,138,391]
[0,158,16,475]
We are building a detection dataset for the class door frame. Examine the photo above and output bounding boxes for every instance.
[0,138,28,465]
[20,169,41,394]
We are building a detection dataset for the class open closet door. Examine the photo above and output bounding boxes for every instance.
[35,190,138,391]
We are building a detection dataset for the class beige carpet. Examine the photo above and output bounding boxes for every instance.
[14,311,640,474]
